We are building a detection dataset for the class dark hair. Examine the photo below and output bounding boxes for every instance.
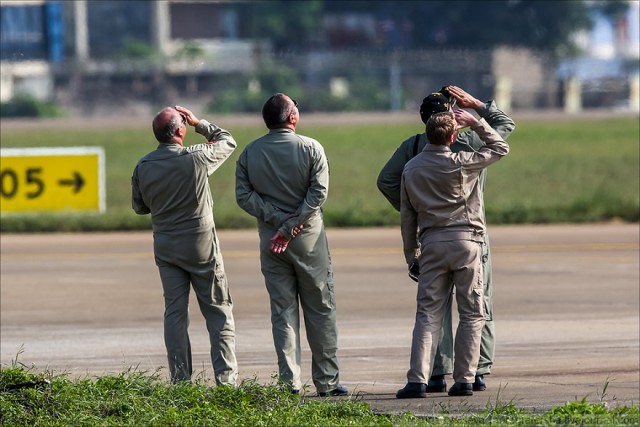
[426,112,456,145]
[153,116,181,143]
[262,93,295,129]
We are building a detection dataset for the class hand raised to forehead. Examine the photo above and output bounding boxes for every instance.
[174,105,199,126]
[447,86,483,109]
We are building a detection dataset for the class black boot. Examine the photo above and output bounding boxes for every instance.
[448,382,473,396]
[425,374,447,393]
[473,374,486,391]
[396,382,427,399]
[318,384,348,397]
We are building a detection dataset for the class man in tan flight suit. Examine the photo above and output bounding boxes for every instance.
[235,93,347,397]
[378,85,515,393]
[396,109,509,398]
[131,105,238,385]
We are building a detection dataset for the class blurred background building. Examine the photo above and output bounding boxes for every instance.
[1,0,638,117]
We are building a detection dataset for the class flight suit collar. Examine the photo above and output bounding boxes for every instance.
[425,144,451,153]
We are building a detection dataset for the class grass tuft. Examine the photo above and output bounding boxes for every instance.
[1,363,638,426]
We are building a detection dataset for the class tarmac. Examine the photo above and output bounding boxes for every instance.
[1,223,638,417]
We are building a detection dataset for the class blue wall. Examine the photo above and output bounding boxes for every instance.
[0,1,64,62]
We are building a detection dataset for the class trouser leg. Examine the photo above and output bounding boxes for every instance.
[478,317,495,376]
[407,242,451,384]
[194,296,237,385]
[451,241,485,384]
[261,242,302,391]
[158,264,192,382]
[295,228,339,393]
[267,279,301,390]
[431,288,454,376]
[477,237,495,376]
[191,244,237,386]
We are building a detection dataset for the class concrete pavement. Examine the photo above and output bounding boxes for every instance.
[1,223,638,415]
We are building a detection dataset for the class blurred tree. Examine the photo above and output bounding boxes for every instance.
[594,0,630,20]
[240,0,323,50]
[418,0,595,56]
[241,0,629,57]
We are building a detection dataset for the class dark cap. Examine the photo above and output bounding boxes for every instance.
[419,86,454,124]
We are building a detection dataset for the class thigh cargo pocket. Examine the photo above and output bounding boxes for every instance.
[473,284,485,318]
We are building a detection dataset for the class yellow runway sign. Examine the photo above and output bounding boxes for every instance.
[0,147,105,213]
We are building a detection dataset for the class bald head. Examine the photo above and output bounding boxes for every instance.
[152,107,183,143]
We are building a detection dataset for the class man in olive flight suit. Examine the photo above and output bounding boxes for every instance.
[235,93,347,397]
[377,85,515,392]
[132,105,238,385]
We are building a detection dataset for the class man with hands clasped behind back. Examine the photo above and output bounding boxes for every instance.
[397,109,509,398]
[377,86,515,393]
[235,93,347,397]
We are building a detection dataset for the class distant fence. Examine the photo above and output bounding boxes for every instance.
[3,49,639,116]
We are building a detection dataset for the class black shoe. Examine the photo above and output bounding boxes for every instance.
[448,382,473,397]
[318,384,348,397]
[396,382,427,399]
[425,375,447,393]
[473,374,486,391]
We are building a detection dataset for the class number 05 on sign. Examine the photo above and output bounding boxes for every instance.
[0,147,105,213]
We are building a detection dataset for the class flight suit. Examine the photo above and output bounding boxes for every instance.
[235,128,340,393]
[132,120,238,385]
[400,118,509,384]
[377,101,515,378]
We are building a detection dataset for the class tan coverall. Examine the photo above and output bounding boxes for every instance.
[400,119,509,384]
[377,100,515,377]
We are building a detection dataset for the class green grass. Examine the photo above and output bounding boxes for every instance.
[1,117,638,232]
[1,362,638,426]
[483,118,640,223]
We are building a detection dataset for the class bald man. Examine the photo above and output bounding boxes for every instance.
[131,106,238,385]
[235,93,347,397]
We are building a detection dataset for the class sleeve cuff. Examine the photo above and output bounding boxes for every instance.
[195,119,218,136]
[474,100,495,118]
[470,118,489,131]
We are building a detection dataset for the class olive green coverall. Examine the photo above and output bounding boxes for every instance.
[131,120,238,385]
[235,128,340,394]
